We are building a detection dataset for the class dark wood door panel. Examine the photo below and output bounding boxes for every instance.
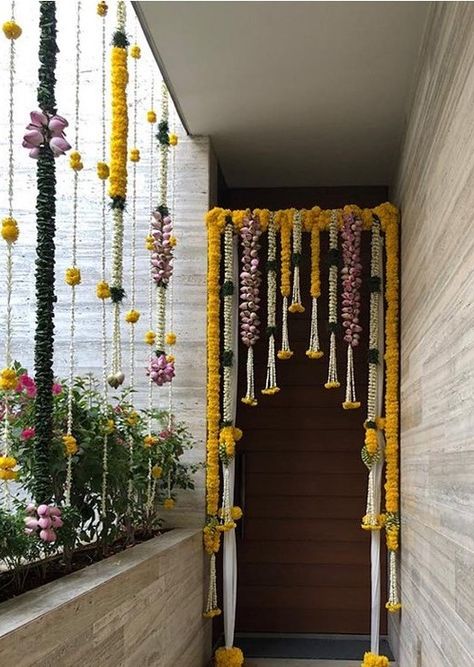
[238,407,363,430]
[248,451,364,474]
[246,472,366,497]
[244,495,366,520]
[239,428,365,452]
[240,540,371,566]
[244,518,367,542]
[236,607,371,634]
[239,562,370,588]
[239,585,369,611]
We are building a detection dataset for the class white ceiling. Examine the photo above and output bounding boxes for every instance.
[136,1,428,188]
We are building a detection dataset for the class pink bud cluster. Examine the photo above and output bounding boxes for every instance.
[24,503,63,542]
[147,352,175,386]
[341,213,363,347]
[22,110,71,159]
[150,210,174,287]
[239,216,262,347]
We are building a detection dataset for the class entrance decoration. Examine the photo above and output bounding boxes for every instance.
[205,203,399,667]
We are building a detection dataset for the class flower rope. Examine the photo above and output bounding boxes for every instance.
[0,0,22,497]
[325,209,340,389]
[341,210,362,409]
[361,215,382,531]
[277,211,293,359]
[381,207,401,612]
[108,0,128,390]
[306,209,323,360]
[166,104,178,430]
[240,213,262,406]
[261,212,279,394]
[96,0,110,521]
[289,209,304,313]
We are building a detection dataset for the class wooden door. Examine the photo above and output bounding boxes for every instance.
[234,228,387,634]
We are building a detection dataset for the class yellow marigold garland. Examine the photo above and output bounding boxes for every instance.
[277,210,293,359]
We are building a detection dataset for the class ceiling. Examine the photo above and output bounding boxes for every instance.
[135,1,429,188]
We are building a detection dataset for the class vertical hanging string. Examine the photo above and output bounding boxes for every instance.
[306,211,323,360]
[289,210,304,313]
[361,216,382,530]
[96,0,110,521]
[325,209,340,389]
[64,0,83,505]
[277,211,293,359]
[167,105,178,429]
[0,0,21,502]
[262,213,279,394]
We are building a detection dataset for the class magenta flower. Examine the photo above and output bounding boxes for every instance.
[52,382,62,395]
[16,373,37,398]
[22,110,71,159]
[21,427,35,441]
[147,353,175,387]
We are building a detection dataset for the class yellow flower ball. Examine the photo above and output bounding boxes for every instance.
[144,435,158,447]
[0,367,17,391]
[215,646,244,667]
[2,20,21,39]
[147,110,157,124]
[97,162,110,180]
[163,498,175,510]
[0,469,18,480]
[62,434,78,456]
[105,419,115,434]
[129,148,140,163]
[96,280,111,299]
[96,1,108,17]
[69,151,83,171]
[169,235,177,247]
[125,309,140,323]
[165,332,176,346]
[151,465,162,479]
[144,330,156,345]
[127,411,139,426]
[130,44,141,59]
[166,354,175,364]
[277,349,293,360]
[1,217,19,244]
[231,506,243,521]
[145,234,154,251]
[65,267,81,286]
[0,455,17,469]
[169,133,178,146]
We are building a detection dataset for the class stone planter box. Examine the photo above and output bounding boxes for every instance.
[0,528,211,667]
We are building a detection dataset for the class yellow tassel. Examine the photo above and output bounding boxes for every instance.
[361,652,389,667]
[306,350,323,359]
[343,401,361,410]
[215,647,244,667]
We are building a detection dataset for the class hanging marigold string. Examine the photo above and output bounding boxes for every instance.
[341,209,362,409]
[381,204,401,612]
[277,210,293,359]
[361,215,382,531]
[306,207,323,359]
[261,211,280,395]
[289,209,304,313]
[108,0,128,390]
[0,0,22,497]
[325,209,340,389]
[240,212,262,406]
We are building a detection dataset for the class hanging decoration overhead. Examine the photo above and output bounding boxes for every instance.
[108,0,128,390]
[204,203,399,667]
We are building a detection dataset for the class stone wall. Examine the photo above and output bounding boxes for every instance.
[392,4,474,664]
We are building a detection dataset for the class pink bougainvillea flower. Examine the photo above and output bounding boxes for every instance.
[16,373,37,398]
[52,382,62,395]
[21,427,35,441]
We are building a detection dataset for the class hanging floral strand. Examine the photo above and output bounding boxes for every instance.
[261,212,280,395]
[361,215,382,530]
[306,208,323,359]
[62,0,83,505]
[240,213,262,406]
[289,209,304,313]
[107,0,128,390]
[277,211,293,359]
[0,1,22,493]
[341,210,362,409]
[325,209,340,389]
[22,1,71,504]
[147,83,175,387]
[382,208,401,612]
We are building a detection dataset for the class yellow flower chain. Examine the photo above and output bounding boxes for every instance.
[109,45,128,201]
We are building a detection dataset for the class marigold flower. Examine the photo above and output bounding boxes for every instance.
[65,267,81,286]
[144,330,156,345]
[169,235,177,247]
[105,419,115,434]
[0,367,17,391]
[97,161,110,180]
[62,434,78,456]
[165,332,176,346]
[145,234,154,251]
[96,280,111,299]
[147,110,157,124]
[151,465,162,479]
[169,133,178,146]
[96,1,108,16]
[126,411,139,426]
[125,309,140,323]
[69,151,83,171]
[129,148,140,163]
[1,217,19,243]
[130,44,141,59]
[144,435,158,447]
[163,498,175,510]
[0,455,17,469]
[2,20,22,39]
[0,469,18,480]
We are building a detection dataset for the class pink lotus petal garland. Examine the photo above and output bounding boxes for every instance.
[341,211,363,409]
[240,214,262,405]
[24,502,63,543]
[150,207,174,288]
[22,110,71,159]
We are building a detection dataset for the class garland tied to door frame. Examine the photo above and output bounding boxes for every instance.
[205,203,399,667]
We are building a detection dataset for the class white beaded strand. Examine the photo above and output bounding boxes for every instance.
[262,214,279,394]
[325,210,340,389]
[289,210,304,312]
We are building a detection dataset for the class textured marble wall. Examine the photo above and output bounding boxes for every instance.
[0,2,212,527]
[392,4,474,665]
[0,529,211,667]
